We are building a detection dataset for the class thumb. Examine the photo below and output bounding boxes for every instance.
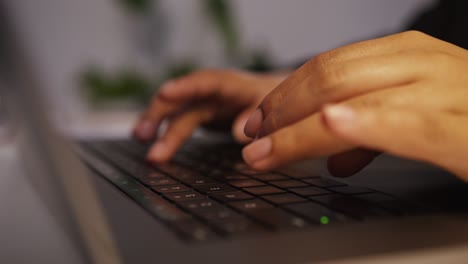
[321,104,467,178]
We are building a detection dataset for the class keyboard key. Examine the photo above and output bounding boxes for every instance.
[270,180,307,188]
[232,163,262,175]
[214,174,250,181]
[181,199,246,224]
[229,199,274,212]
[194,183,235,194]
[204,167,234,176]
[262,193,307,205]
[153,184,190,193]
[164,191,204,202]
[311,194,392,219]
[232,162,249,170]
[179,199,222,212]
[279,168,321,179]
[172,219,217,241]
[145,172,168,178]
[251,173,288,181]
[158,164,203,179]
[302,178,346,187]
[114,141,148,157]
[183,177,217,185]
[249,209,308,229]
[137,189,191,222]
[284,202,348,224]
[146,177,177,186]
[244,186,285,195]
[238,169,264,175]
[229,179,266,188]
[289,186,331,196]
[328,186,374,195]
[211,191,254,202]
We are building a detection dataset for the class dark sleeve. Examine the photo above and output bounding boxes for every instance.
[405,0,468,49]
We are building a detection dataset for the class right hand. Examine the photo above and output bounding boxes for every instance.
[241,31,468,180]
[133,69,288,163]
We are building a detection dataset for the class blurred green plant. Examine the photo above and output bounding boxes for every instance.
[117,0,153,14]
[203,0,240,60]
[80,0,273,107]
[81,63,198,106]
[80,68,151,105]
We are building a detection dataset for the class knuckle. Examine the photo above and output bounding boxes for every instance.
[417,114,446,144]
[400,30,428,40]
[408,50,455,74]
[311,52,333,78]
[312,53,348,88]
[427,50,454,66]
[259,89,286,115]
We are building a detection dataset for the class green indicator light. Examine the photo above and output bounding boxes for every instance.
[320,216,330,225]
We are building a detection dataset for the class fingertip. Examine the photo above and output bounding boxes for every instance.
[146,141,171,163]
[242,137,272,167]
[158,80,177,98]
[134,120,157,141]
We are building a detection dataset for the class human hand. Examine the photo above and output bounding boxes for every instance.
[133,69,287,163]
[242,31,468,181]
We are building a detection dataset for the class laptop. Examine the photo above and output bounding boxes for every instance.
[2,4,468,264]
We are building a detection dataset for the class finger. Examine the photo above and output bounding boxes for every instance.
[146,107,213,163]
[242,113,355,170]
[327,149,380,178]
[158,71,222,101]
[133,97,180,142]
[159,70,260,103]
[257,50,437,137]
[322,104,468,180]
[134,71,225,141]
[232,107,256,144]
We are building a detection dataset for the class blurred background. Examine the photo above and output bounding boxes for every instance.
[3,0,435,138]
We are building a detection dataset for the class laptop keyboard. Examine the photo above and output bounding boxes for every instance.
[77,140,429,242]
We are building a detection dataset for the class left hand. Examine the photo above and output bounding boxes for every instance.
[242,31,468,182]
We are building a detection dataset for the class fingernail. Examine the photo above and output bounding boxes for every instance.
[323,105,356,125]
[244,109,263,138]
[136,120,156,140]
[159,81,175,96]
[242,137,272,165]
[147,141,167,162]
